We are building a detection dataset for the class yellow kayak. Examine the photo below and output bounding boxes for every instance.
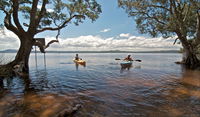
[73,59,86,64]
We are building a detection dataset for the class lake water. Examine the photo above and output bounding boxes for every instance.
[0,53,200,117]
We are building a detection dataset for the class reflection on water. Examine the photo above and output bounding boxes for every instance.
[1,53,200,117]
[120,64,132,72]
[75,63,86,71]
[0,92,78,117]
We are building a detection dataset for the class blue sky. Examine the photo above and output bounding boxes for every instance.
[0,0,180,51]
[37,0,140,38]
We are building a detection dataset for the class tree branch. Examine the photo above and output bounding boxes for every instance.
[35,0,48,28]
[28,0,39,35]
[12,0,24,32]
[183,4,190,22]
[4,12,19,36]
[131,11,166,25]
[36,15,85,33]
[173,37,179,45]
[196,9,200,45]
[45,40,59,49]
[145,13,166,25]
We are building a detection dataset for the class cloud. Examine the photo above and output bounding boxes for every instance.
[0,30,19,50]
[44,33,180,51]
[119,33,130,38]
[100,28,111,33]
[0,30,181,51]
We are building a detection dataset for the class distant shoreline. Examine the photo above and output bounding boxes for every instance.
[0,49,180,53]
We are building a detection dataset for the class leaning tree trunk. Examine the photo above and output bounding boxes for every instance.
[8,35,34,73]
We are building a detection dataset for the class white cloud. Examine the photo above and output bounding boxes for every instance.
[44,34,180,51]
[0,30,19,50]
[119,33,130,38]
[100,28,111,33]
[0,30,181,51]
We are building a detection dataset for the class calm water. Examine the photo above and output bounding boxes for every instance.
[1,53,200,117]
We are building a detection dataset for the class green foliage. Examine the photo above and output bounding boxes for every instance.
[118,0,200,38]
[0,0,101,33]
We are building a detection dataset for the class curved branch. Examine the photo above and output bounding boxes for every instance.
[12,0,24,32]
[36,15,85,34]
[4,12,19,36]
[45,40,59,49]
[173,37,179,45]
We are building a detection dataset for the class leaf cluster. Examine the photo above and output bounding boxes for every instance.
[118,0,200,38]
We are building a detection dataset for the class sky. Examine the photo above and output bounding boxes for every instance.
[0,0,181,51]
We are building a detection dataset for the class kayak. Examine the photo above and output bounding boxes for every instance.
[120,61,132,65]
[73,59,86,64]
[120,61,133,68]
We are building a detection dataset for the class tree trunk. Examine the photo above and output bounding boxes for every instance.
[184,48,200,68]
[176,31,200,68]
[180,39,200,68]
[8,35,34,73]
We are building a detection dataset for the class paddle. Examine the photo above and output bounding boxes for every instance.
[115,58,142,62]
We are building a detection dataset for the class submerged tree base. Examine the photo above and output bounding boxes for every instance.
[0,60,29,78]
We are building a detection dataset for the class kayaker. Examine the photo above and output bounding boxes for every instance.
[75,54,80,60]
[124,55,133,61]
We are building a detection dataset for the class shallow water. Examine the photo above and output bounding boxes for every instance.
[1,53,200,117]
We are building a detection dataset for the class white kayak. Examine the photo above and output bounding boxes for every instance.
[120,61,133,65]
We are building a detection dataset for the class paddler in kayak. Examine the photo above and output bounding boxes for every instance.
[124,55,133,61]
[74,54,86,66]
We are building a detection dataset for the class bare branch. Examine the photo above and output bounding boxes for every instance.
[36,15,85,33]
[173,37,179,45]
[12,0,25,32]
[45,40,59,49]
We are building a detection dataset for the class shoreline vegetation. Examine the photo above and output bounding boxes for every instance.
[0,49,180,53]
